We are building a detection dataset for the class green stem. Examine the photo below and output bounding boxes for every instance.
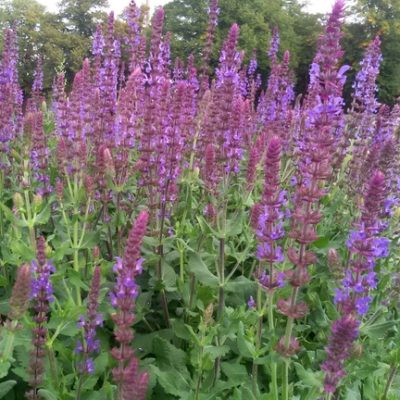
[252,283,263,395]
[382,366,398,400]
[268,293,278,399]
[1,326,16,362]
[73,215,81,306]
[179,248,185,284]
[157,203,171,328]
[47,345,59,388]
[282,360,289,400]
[281,287,298,400]
[217,238,225,321]
[24,189,36,250]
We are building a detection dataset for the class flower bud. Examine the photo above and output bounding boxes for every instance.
[8,264,32,321]
[93,246,100,260]
[203,303,214,326]
[33,194,43,208]
[13,192,24,209]
[351,343,363,358]
[327,248,340,272]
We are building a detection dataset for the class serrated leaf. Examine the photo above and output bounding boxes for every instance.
[226,276,256,293]
[163,261,177,291]
[188,253,219,288]
[152,336,188,374]
[37,389,58,400]
[149,365,191,397]
[0,203,26,227]
[0,380,16,398]
[203,345,230,362]
[35,203,51,224]
[221,362,248,382]
[293,362,323,389]
[362,320,398,339]
[80,231,100,249]
[226,214,243,237]
[237,322,256,359]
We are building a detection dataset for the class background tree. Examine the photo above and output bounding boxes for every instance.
[164,0,323,96]
[346,0,400,104]
[0,0,109,95]
[58,0,109,37]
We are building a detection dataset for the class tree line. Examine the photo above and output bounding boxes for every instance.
[0,0,399,105]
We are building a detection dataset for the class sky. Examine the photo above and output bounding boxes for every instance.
[36,0,337,16]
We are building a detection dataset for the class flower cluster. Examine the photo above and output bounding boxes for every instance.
[27,237,55,400]
[278,0,346,355]
[76,266,102,374]
[110,211,149,400]
[323,171,389,393]
[253,137,286,289]
[0,27,23,159]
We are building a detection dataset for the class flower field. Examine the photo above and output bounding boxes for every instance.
[0,0,399,399]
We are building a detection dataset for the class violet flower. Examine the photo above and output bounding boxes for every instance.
[8,264,32,321]
[200,0,219,90]
[76,266,102,374]
[30,112,51,195]
[321,316,360,393]
[110,211,149,400]
[348,36,382,188]
[0,28,23,158]
[335,171,388,316]
[278,0,346,355]
[27,237,55,400]
[322,171,388,394]
[254,137,286,290]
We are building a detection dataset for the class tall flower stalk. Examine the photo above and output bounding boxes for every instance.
[251,136,285,398]
[26,237,54,400]
[75,266,102,399]
[322,171,388,396]
[110,211,149,400]
[279,2,346,399]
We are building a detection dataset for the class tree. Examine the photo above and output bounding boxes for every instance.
[58,0,109,37]
[0,0,109,95]
[164,0,323,95]
[349,0,400,104]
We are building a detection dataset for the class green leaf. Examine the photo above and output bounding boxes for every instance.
[80,231,100,249]
[149,365,191,397]
[237,322,256,359]
[221,362,248,382]
[293,362,323,389]
[0,203,26,227]
[163,261,177,291]
[37,389,58,400]
[188,253,219,288]
[225,214,243,237]
[152,336,188,374]
[226,276,256,293]
[362,320,398,339]
[35,203,51,224]
[0,380,16,398]
[10,240,36,261]
[203,345,230,362]
[312,236,329,249]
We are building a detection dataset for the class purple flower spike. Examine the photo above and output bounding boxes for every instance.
[322,316,360,393]
[322,171,389,394]
[27,237,54,400]
[111,212,149,400]
[76,266,102,374]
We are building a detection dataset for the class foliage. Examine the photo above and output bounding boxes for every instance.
[0,1,399,400]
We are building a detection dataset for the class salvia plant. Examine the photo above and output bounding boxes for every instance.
[0,0,400,399]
